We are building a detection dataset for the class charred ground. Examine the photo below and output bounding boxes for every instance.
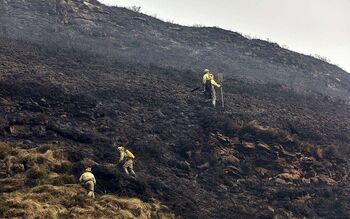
[1,0,350,101]
[0,37,350,218]
[1,1,350,218]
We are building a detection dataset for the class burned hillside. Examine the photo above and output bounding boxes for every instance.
[1,0,350,218]
[0,37,350,218]
[1,0,350,101]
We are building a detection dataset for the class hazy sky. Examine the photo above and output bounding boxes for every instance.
[98,0,349,73]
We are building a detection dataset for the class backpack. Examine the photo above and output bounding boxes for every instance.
[126,149,135,159]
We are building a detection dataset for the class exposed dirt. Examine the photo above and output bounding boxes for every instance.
[0,38,350,218]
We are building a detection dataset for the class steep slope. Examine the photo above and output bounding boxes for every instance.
[0,142,175,219]
[0,37,349,218]
[0,0,350,100]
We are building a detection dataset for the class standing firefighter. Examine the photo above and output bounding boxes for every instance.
[202,69,221,107]
[118,146,136,177]
[79,167,96,198]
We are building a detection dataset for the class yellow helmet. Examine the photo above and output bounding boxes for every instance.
[203,69,210,74]
[85,167,92,172]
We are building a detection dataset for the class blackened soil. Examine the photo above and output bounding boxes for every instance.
[0,38,350,218]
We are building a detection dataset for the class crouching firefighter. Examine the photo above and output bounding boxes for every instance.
[202,69,221,107]
[118,146,136,177]
[79,167,96,198]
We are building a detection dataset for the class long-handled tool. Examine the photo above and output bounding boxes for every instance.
[220,85,224,108]
[190,87,200,92]
[218,73,224,109]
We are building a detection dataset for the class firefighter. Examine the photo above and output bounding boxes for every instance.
[118,146,136,177]
[202,69,221,107]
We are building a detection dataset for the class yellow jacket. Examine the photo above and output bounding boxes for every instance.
[202,72,211,84]
[79,171,96,184]
[202,73,221,87]
[119,149,135,162]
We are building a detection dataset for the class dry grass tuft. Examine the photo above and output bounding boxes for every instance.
[36,145,52,154]
[0,142,17,159]
[0,142,175,219]
[25,165,49,186]
[0,186,175,219]
[0,178,24,193]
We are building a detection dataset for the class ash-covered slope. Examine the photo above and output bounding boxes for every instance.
[0,0,350,100]
[0,38,350,218]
